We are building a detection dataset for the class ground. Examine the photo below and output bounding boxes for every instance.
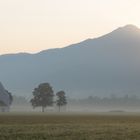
[0,112,140,140]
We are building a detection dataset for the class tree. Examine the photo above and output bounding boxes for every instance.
[30,83,54,112]
[56,91,67,112]
[6,91,13,105]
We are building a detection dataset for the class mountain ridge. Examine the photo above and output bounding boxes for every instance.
[1,24,140,57]
[1,24,140,98]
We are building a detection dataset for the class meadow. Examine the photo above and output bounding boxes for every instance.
[0,113,140,140]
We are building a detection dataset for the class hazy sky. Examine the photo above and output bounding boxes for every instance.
[0,0,140,54]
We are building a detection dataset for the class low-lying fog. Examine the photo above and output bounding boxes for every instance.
[10,95,140,113]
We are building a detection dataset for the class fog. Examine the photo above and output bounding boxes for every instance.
[9,95,140,113]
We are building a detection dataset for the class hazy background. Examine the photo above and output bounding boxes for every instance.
[0,0,140,54]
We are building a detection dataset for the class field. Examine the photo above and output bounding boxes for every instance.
[0,113,140,140]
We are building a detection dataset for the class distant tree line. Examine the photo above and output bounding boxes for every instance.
[69,94,140,107]
[30,83,67,112]
[12,95,29,106]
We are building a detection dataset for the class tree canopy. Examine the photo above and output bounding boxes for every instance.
[30,83,54,112]
[56,91,67,112]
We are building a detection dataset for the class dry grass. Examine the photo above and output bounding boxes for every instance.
[0,113,140,140]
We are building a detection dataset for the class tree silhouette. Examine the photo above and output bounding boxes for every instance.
[56,91,67,112]
[30,83,54,112]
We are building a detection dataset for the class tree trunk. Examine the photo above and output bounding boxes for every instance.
[42,106,45,112]
[59,105,61,112]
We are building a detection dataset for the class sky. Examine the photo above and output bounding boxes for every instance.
[0,0,140,55]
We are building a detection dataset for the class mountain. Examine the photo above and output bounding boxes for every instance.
[1,24,140,98]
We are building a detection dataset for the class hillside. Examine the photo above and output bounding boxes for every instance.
[1,25,140,97]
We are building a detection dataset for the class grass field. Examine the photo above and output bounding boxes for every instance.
[0,113,140,140]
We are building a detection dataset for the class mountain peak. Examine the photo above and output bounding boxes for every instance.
[104,24,140,39]
[117,24,140,33]
[122,24,139,31]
